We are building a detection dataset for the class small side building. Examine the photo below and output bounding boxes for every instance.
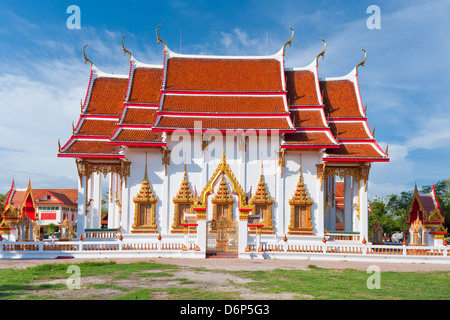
[406,184,447,246]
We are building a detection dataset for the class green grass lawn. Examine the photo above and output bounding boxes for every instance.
[0,261,447,300]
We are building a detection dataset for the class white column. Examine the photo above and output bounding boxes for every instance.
[107,173,115,229]
[329,176,336,231]
[343,176,352,232]
[121,179,131,234]
[238,218,248,253]
[316,171,325,238]
[76,174,87,239]
[352,176,360,232]
[359,180,369,243]
[91,172,102,229]
[196,218,207,255]
[324,176,330,231]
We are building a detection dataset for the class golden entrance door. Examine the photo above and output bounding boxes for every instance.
[207,216,238,253]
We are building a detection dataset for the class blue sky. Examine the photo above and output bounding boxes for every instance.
[0,0,449,199]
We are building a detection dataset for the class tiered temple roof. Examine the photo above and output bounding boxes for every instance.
[58,29,389,163]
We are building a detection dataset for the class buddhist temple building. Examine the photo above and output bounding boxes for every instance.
[406,184,447,246]
[1,179,78,241]
[56,27,389,257]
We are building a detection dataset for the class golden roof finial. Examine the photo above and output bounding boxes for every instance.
[121,34,132,59]
[315,37,326,63]
[156,23,166,49]
[372,125,375,137]
[82,43,93,68]
[282,26,294,56]
[385,144,389,157]
[58,139,61,153]
[356,47,366,72]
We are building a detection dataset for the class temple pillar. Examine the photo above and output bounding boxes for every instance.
[316,169,325,238]
[121,180,130,234]
[343,176,352,232]
[238,217,248,254]
[77,174,87,239]
[91,172,102,229]
[359,180,369,243]
[327,176,336,232]
[107,173,115,229]
[195,213,207,255]
[352,176,360,232]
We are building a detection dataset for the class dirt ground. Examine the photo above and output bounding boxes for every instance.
[1,257,448,300]
[0,257,449,272]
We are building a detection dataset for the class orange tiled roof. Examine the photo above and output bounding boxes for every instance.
[154,116,292,131]
[62,140,122,155]
[290,110,327,128]
[161,95,287,114]
[76,119,118,137]
[127,67,163,104]
[121,108,158,125]
[328,121,372,140]
[33,189,78,206]
[285,70,320,105]
[84,77,128,115]
[110,129,164,143]
[283,132,337,146]
[325,143,384,159]
[164,58,283,92]
[320,80,362,118]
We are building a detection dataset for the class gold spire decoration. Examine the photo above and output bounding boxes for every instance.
[173,164,194,203]
[315,37,326,63]
[156,23,167,49]
[282,26,294,56]
[250,159,273,205]
[82,43,93,69]
[134,153,156,203]
[356,47,366,72]
[289,156,313,206]
[121,34,132,59]
[212,175,234,204]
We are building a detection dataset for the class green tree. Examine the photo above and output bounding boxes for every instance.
[46,223,57,236]
[0,193,5,212]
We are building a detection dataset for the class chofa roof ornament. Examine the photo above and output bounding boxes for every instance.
[121,34,132,59]
[282,26,294,56]
[156,23,167,49]
[82,43,93,69]
[356,47,367,72]
[315,37,326,63]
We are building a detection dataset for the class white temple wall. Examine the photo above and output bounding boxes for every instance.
[120,137,326,240]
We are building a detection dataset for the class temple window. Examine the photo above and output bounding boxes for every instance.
[171,165,196,233]
[249,167,274,233]
[131,154,158,233]
[288,157,314,235]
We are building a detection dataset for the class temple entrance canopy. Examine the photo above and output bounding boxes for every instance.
[195,152,248,255]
